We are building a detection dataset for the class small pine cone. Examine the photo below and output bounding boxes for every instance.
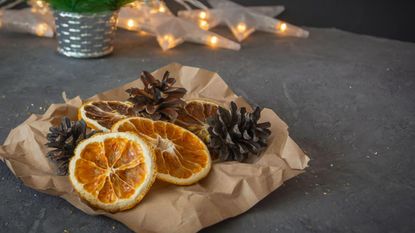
[46,117,97,175]
[126,71,187,121]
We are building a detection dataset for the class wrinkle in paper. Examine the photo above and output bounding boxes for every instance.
[0,63,309,233]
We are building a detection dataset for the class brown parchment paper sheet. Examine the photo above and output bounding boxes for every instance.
[0,63,309,233]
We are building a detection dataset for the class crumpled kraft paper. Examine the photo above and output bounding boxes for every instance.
[0,63,309,233]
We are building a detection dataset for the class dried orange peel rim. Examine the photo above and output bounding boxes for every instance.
[111,117,212,186]
[78,101,134,132]
[68,132,157,212]
[185,98,221,106]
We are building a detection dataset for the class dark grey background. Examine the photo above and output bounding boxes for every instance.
[1,26,415,232]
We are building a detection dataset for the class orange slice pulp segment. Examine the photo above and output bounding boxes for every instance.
[112,117,211,185]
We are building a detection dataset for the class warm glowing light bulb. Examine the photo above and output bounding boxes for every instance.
[36,0,44,8]
[158,34,179,50]
[277,22,287,32]
[199,11,207,19]
[236,22,247,33]
[127,19,135,29]
[35,23,48,36]
[198,20,209,30]
[158,5,166,13]
[139,30,149,36]
[280,23,287,32]
[209,36,218,46]
[163,34,174,43]
[129,2,140,8]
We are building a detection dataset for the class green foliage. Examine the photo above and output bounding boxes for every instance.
[45,0,136,13]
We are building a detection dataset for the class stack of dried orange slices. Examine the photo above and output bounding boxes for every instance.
[67,98,216,212]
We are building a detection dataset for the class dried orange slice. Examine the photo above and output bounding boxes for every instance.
[78,101,133,131]
[112,117,211,185]
[68,132,156,212]
[175,99,219,143]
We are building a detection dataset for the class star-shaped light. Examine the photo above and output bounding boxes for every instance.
[179,0,309,42]
[0,0,54,37]
[178,5,285,31]
[117,2,240,51]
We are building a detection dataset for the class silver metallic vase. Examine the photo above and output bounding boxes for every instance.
[53,11,118,58]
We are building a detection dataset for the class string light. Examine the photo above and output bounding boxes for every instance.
[30,0,50,14]
[139,30,149,36]
[280,23,287,32]
[163,34,174,42]
[35,23,48,36]
[276,22,287,32]
[117,3,241,51]
[209,36,218,47]
[199,11,207,19]
[160,34,175,49]
[158,5,166,13]
[36,0,44,8]
[198,20,209,30]
[129,1,141,9]
[177,0,308,41]
[157,33,184,51]
[127,19,136,29]
[236,22,247,33]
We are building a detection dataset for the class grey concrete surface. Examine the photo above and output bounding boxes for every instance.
[0,27,414,233]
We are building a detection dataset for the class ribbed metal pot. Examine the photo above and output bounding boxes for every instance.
[53,10,118,58]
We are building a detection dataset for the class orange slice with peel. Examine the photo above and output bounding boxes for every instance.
[68,132,156,212]
[175,99,219,143]
[78,101,134,132]
[112,117,211,185]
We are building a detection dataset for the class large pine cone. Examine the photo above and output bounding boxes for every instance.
[207,102,271,162]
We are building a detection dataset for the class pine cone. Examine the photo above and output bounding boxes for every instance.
[126,71,187,121]
[208,102,271,161]
[46,117,97,175]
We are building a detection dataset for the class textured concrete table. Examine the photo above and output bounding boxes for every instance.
[0,28,414,233]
